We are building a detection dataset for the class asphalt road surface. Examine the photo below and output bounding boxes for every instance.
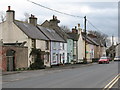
[2,62,119,88]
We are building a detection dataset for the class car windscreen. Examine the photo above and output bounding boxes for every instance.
[100,57,107,59]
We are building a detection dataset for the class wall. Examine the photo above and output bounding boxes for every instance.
[50,41,60,65]
[50,41,67,65]
[0,46,28,71]
[2,21,28,43]
[116,44,120,56]
[78,33,84,62]
[67,39,73,63]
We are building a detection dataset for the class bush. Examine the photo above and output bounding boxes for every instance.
[30,58,44,70]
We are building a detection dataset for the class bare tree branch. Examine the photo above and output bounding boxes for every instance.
[0,11,5,22]
[60,25,70,33]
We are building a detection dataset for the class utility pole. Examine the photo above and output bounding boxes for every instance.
[112,35,114,45]
[84,16,87,64]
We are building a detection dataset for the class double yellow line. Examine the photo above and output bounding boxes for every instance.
[103,73,120,90]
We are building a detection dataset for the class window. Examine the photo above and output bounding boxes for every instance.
[63,53,65,63]
[63,43,64,50]
[73,41,76,48]
[45,53,49,63]
[53,53,56,63]
[60,43,62,50]
[32,39,36,48]
[53,42,56,50]
[45,41,49,50]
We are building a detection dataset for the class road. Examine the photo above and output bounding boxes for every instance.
[2,62,119,88]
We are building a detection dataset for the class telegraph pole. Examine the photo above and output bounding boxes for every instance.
[112,35,114,45]
[84,16,87,64]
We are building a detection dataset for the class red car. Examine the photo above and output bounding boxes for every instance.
[98,57,110,64]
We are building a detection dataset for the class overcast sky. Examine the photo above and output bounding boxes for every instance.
[0,0,119,43]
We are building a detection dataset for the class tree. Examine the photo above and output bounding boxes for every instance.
[0,11,5,22]
[60,25,70,33]
[24,12,30,23]
[29,48,44,70]
[20,12,30,22]
[88,30,109,47]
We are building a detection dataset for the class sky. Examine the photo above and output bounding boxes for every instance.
[0,0,119,43]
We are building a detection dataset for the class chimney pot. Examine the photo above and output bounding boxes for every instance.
[53,15,55,19]
[75,26,77,29]
[78,23,80,27]
[8,6,11,10]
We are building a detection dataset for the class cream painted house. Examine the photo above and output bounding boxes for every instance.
[0,6,50,67]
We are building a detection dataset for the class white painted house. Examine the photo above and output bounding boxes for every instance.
[37,26,66,66]
[0,6,50,67]
[41,16,68,65]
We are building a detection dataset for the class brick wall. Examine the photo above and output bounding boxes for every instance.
[0,46,28,71]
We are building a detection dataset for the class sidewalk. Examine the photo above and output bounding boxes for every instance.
[1,62,97,76]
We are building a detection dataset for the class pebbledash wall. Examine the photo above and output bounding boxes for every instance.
[0,45,28,71]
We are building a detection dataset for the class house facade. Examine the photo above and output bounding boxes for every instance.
[0,6,50,70]
[37,26,66,66]
[41,16,68,64]
[0,45,28,71]
[66,38,74,63]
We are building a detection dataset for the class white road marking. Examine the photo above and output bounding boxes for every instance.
[103,73,120,90]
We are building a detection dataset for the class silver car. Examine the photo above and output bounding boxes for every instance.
[114,56,120,61]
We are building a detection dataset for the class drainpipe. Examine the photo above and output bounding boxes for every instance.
[50,41,52,68]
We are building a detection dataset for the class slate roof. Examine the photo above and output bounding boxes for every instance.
[14,20,49,40]
[41,20,70,42]
[37,26,65,42]
[67,33,79,41]
[82,33,99,46]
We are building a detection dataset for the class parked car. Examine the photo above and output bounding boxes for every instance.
[114,56,120,61]
[98,57,110,64]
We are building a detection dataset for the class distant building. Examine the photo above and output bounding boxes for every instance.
[115,43,120,57]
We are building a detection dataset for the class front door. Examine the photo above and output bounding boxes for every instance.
[6,50,15,71]
[7,56,14,71]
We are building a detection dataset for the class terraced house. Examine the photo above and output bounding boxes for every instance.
[0,6,68,71]
[0,6,107,71]
[0,6,50,71]
[41,16,68,64]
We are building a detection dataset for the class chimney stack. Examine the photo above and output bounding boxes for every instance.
[72,26,78,34]
[29,14,37,26]
[6,6,15,22]
[50,15,60,27]
[8,6,11,11]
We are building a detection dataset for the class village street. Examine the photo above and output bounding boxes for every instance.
[2,62,119,88]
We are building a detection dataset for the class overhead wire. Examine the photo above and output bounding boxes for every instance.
[87,19,107,35]
[27,0,83,18]
[27,0,107,35]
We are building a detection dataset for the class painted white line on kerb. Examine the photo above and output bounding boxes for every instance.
[103,73,120,90]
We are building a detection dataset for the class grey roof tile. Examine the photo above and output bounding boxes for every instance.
[14,20,49,40]
[37,26,65,42]
[82,33,99,46]
[67,33,79,41]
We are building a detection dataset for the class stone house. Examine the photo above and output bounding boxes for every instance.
[0,6,50,68]
[88,33,106,59]
[115,43,120,57]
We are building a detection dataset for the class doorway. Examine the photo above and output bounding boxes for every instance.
[6,49,15,71]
